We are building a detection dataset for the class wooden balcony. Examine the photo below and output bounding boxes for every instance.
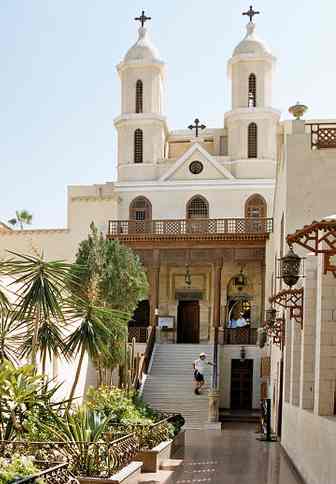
[219,327,258,345]
[307,123,336,149]
[108,218,273,244]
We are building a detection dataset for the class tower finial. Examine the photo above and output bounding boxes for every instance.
[242,5,260,22]
[134,10,151,28]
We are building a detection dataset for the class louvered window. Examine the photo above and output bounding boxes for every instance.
[248,123,258,158]
[134,129,143,163]
[129,197,152,220]
[248,73,256,107]
[135,80,143,113]
[187,196,209,219]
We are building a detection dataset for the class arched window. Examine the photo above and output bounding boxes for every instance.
[135,80,143,113]
[248,123,258,158]
[134,129,143,163]
[186,195,209,219]
[245,194,267,219]
[129,196,152,221]
[248,73,256,107]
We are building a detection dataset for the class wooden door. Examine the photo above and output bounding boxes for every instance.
[230,359,253,410]
[177,301,200,343]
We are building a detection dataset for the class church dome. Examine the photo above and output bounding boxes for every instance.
[124,27,162,64]
[233,22,271,56]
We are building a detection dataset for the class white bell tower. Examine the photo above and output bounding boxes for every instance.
[114,11,168,181]
[225,7,280,164]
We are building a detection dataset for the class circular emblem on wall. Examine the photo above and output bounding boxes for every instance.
[189,160,204,175]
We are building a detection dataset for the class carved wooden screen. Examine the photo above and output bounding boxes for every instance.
[186,196,209,219]
[129,196,152,221]
[134,129,143,163]
[135,80,143,113]
[245,194,267,218]
[248,73,256,107]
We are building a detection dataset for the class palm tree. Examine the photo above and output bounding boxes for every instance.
[4,251,74,367]
[8,210,33,230]
[65,298,128,404]
[0,310,24,365]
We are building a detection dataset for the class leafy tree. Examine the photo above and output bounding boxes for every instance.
[72,223,148,312]
[65,299,128,403]
[7,210,33,230]
[4,251,74,367]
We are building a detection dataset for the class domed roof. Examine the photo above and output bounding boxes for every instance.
[124,27,162,64]
[233,22,271,56]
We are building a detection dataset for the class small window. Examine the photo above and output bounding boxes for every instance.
[248,123,258,158]
[129,196,152,221]
[187,196,209,219]
[245,194,267,218]
[248,73,256,107]
[135,80,143,113]
[134,129,143,163]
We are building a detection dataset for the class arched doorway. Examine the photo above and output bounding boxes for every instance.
[245,194,267,232]
[129,196,152,234]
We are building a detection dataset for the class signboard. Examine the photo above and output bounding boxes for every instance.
[158,316,174,329]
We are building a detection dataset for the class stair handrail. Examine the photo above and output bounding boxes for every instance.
[133,325,156,390]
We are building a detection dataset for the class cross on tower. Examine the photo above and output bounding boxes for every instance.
[134,10,151,27]
[242,5,260,22]
[188,118,206,137]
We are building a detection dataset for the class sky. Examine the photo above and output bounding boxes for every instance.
[1,0,336,229]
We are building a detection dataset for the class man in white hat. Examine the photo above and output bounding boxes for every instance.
[192,352,214,395]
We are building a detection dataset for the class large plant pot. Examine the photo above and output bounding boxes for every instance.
[135,440,172,473]
[78,461,142,484]
[171,430,186,456]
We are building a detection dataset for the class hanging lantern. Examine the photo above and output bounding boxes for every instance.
[240,346,246,362]
[234,267,247,291]
[265,308,277,327]
[257,328,267,348]
[280,246,301,288]
[184,265,192,287]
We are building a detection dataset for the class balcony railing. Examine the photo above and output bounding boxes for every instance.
[108,218,273,241]
[219,327,257,345]
[307,123,336,150]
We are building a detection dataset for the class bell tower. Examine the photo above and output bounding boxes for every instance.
[114,11,168,181]
[225,6,280,163]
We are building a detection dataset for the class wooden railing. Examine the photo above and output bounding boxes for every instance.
[128,326,149,343]
[307,123,336,149]
[108,218,273,240]
[220,327,258,345]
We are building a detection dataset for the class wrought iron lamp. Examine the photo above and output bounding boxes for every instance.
[280,246,302,288]
[234,266,247,291]
[184,265,192,287]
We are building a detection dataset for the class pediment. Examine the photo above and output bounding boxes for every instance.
[159,143,234,182]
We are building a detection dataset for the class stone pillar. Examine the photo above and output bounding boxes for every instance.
[300,255,317,410]
[314,252,336,415]
[149,250,160,327]
[290,319,301,406]
[212,263,222,389]
[208,390,220,422]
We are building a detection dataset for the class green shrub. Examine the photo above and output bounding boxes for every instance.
[86,386,153,425]
[0,455,40,484]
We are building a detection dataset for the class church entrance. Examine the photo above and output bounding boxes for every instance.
[177,300,200,343]
[230,359,253,410]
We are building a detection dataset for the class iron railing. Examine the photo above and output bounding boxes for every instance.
[14,463,78,484]
[128,326,149,343]
[307,123,336,149]
[107,218,273,240]
[220,327,258,345]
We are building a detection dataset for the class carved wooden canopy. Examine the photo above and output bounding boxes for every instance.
[269,288,304,328]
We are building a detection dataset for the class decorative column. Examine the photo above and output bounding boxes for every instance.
[208,260,222,427]
[149,249,160,327]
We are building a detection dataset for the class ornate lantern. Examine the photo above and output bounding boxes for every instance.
[280,246,301,288]
[265,308,277,327]
[184,265,192,287]
[257,328,267,348]
[234,267,247,291]
[240,346,246,362]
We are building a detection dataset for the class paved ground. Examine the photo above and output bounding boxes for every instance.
[170,423,304,484]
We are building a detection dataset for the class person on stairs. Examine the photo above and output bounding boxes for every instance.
[193,352,214,395]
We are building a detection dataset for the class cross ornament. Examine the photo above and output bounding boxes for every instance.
[134,10,151,27]
[188,118,206,137]
[242,5,260,22]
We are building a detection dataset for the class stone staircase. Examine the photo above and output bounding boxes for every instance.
[142,344,214,429]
